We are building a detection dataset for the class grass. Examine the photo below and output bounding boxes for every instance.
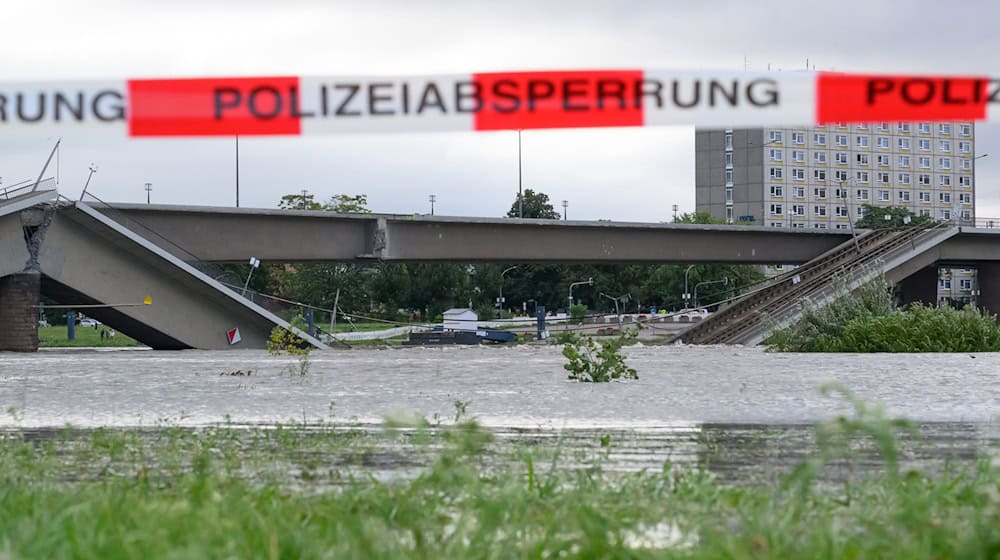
[1,391,998,558]
[38,325,138,348]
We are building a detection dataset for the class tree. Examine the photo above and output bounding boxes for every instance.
[507,189,561,219]
[279,192,324,210]
[855,204,935,229]
[278,193,370,213]
[673,211,726,225]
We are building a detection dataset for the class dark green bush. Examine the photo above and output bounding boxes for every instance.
[815,304,1000,353]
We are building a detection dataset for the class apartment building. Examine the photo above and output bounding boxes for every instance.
[695,123,978,305]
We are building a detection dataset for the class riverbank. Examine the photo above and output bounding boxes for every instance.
[0,419,996,558]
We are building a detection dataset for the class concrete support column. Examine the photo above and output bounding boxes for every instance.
[896,265,938,309]
[0,272,40,352]
[975,263,1000,320]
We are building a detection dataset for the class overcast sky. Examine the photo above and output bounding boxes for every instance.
[2,0,999,221]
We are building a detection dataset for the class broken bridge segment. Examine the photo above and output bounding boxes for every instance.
[31,202,327,350]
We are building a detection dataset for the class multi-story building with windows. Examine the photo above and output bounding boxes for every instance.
[695,122,978,305]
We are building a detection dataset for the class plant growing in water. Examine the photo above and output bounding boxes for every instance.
[267,315,314,376]
[562,329,638,382]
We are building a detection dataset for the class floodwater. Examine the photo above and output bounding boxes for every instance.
[1,345,998,480]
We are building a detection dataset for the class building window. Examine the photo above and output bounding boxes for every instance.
[898,123,911,133]
[814,152,827,164]
[919,156,931,168]
[725,169,734,184]
[725,187,733,203]
[877,122,890,131]
[769,130,784,143]
[940,192,952,203]
[813,169,827,181]
[726,206,733,223]
[856,124,869,131]
[878,189,890,201]
[835,134,848,147]
[769,167,783,179]
[877,154,890,167]
[769,148,783,161]
[792,222,805,228]
[939,175,952,187]
[835,170,849,182]
[959,124,971,136]
[835,205,849,217]
[940,209,951,220]
[834,187,849,200]
[918,139,931,151]
[959,193,972,204]
[814,187,827,199]
[857,206,866,218]
[725,133,733,149]
[960,158,971,170]
[898,138,911,150]
[813,205,828,217]
[725,152,733,167]
[897,173,911,185]
[898,190,911,202]
[960,278,973,291]
[918,174,931,186]
[939,123,951,135]
[918,123,931,134]
[814,223,828,229]
[770,222,784,227]
[919,208,931,217]
[959,141,971,153]
[792,150,805,162]
[814,133,827,146]
[770,204,784,215]
[878,172,890,184]
[770,185,784,197]
[939,157,952,170]
[835,223,850,230]
[959,176,972,187]
[856,171,869,183]
[961,209,972,220]
[939,140,952,153]
[792,132,805,144]
[877,136,890,149]
[855,135,870,147]
[791,168,805,180]
[856,153,870,166]
[898,155,910,168]
[835,152,849,165]
[792,204,806,215]
[919,191,931,203]
[792,186,805,198]
[940,278,952,289]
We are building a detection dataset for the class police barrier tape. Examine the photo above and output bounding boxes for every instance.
[1,71,997,137]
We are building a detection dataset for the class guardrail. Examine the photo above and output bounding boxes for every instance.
[0,178,56,200]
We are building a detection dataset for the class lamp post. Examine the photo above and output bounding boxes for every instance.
[562,200,568,220]
[568,277,593,311]
[683,265,695,309]
[498,265,518,318]
[429,194,436,215]
[144,182,152,204]
[517,130,523,219]
[839,180,861,254]
[242,257,261,297]
[693,277,728,308]
[599,292,629,330]
[672,204,679,221]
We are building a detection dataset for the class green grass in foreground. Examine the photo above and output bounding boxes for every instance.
[1,388,998,558]
[38,325,138,348]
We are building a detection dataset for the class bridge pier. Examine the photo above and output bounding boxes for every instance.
[0,272,40,352]
[895,265,938,308]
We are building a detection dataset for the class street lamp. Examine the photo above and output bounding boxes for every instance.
[568,277,593,311]
[144,182,152,204]
[693,277,728,309]
[517,130,524,219]
[672,204,679,221]
[498,265,518,318]
[683,265,695,309]
[429,194,436,215]
[599,292,629,330]
[562,200,568,220]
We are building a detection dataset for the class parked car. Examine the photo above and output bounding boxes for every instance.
[38,319,51,328]
[79,318,99,327]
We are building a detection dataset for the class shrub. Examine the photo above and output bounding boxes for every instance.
[569,304,587,324]
[562,330,638,382]
[819,304,1000,353]
[267,315,314,375]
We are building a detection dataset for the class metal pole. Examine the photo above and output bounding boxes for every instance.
[518,130,523,219]
[66,310,75,341]
[841,181,861,254]
[79,164,97,201]
[236,136,240,208]
[145,182,152,204]
[683,265,695,309]
[31,138,60,192]
[329,288,340,335]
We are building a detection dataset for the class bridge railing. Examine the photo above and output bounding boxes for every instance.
[1,177,56,200]
[947,217,1000,229]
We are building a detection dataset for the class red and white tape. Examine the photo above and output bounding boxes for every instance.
[0,70,997,137]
